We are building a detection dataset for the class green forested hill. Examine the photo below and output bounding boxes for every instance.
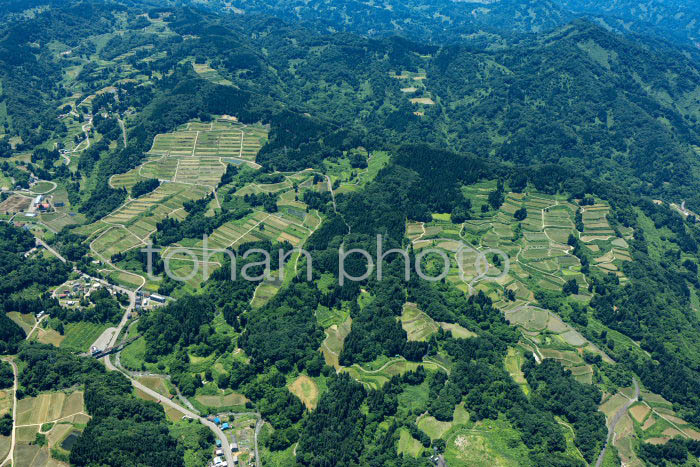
[3,1,700,466]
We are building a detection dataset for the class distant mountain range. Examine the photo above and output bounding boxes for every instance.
[192,0,699,50]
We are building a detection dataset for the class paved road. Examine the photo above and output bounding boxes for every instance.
[35,237,67,263]
[103,351,235,466]
[595,378,639,467]
[0,359,17,467]
[101,303,235,467]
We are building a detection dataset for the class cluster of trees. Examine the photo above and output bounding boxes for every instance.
[130,178,160,198]
[0,414,11,436]
[0,361,13,388]
[0,224,71,349]
[0,249,71,297]
[302,190,332,213]
[152,194,251,246]
[31,148,61,170]
[71,373,184,466]
[17,343,105,397]
[79,183,127,222]
[0,313,25,354]
[137,295,216,360]
[638,438,700,466]
[240,282,324,372]
[0,162,30,188]
[296,374,366,464]
[243,192,278,213]
[522,358,607,462]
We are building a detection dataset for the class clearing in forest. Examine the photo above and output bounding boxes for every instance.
[288,375,319,410]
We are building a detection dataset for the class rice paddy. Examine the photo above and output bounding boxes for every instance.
[83,118,328,294]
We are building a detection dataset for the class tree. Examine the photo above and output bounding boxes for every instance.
[514,207,527,221]
[563,279,579,295]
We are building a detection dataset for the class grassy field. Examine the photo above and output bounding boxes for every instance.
[35,319,110,351]
[137,376,173,398]
[321,316,352,369]
[288,375,319,410]
[7,312,35,334]
[30,181,56,194]
[60,322,110,352]
[443,417,532,467]
[0,388,11,417]
[327,151,390,194]
[193,390,248,413]
[0,435,9,462]
[397,428,424,457]
[504,347,530,395]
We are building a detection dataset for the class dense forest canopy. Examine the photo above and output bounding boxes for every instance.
[1,0,700,466]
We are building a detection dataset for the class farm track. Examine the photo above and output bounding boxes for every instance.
[25,315,47,340]
[0,359,17,467]
[596,378,639,467]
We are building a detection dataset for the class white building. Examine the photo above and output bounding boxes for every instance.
[150,293,166,303]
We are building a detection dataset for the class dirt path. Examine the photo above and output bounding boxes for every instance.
[118,117,127,146]
[351,357,405,374]
[254,418,263,467]
[595,378,639,467]
[24,315,46,340]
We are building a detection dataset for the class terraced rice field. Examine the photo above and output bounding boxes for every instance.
[401,303,440,341]
[16,391,85,426]
[105,182,208,229]
[188,209,313,252]
[321,316,352,369]
[111,117,268,192]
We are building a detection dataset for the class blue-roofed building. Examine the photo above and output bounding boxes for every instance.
[222,422,230,430]
[214,417,221,425]
[216,439,222,447]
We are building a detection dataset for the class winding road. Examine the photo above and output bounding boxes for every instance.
[595,378,639,467]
